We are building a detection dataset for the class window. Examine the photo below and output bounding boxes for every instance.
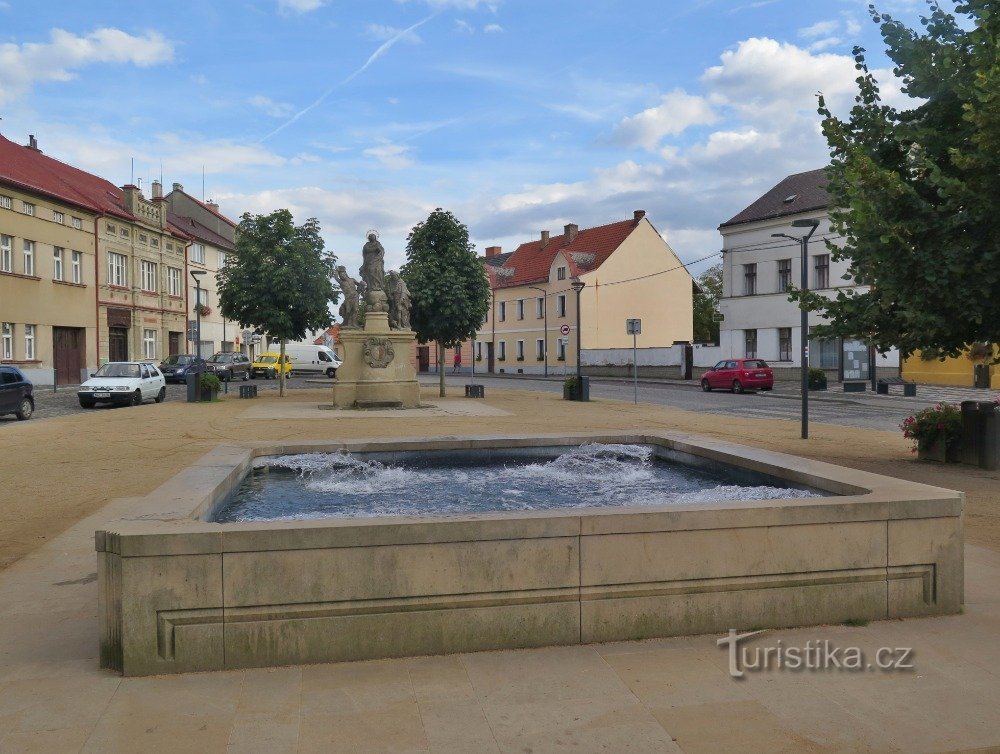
[52,210,64,224]
[22,202,35,216]
[0,234,11,272]
[71,251,82,284]
[119,227,129,238]
[814,254,830,289]
[516,299,524,320]
[22,240,34,276]
[778,327,792,361]
[150,237,159,248]
[191,243,205,264]
[557,338,566,361]
[1,323,11,359]
[516,340,524,360]
[24,325,35,360]
[106,223,116,235]
[557,266,566,281]
[167,267,182,296]
[53,247,64,281]
[536,338,545,360]
[777,259,792,292]
[535,296,544,318]
[556,294,567,317]
[498,341,506,360]
[498,301,506,322]
[743,263,757,296]
[140,260,157,292]
[143,329,157,359]
[0,195,11,210]
[71,217,82,230]
[218,250,227,268]
[744,329,757,359]
[165,242,174,251]
[196,288,209,306]
[108,251,128,287]
[475,342,482,360]
[138,233,148,244]
[809,327,839,369]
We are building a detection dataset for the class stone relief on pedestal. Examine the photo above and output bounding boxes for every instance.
[363,337,395,368]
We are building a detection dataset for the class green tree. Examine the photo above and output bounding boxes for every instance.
[401,209,490,397]
[692,263,723,343]
[217,209,338,396]
[796,1,1000,359]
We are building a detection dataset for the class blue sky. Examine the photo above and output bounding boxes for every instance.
[0,0,925,276]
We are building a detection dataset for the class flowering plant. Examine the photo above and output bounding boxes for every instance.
[194,303,212,317]
[899,402,962,453]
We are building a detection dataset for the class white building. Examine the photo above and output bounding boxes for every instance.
[717,169,898,379]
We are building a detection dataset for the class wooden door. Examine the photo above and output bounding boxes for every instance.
[109,328,128,362]
[53,327,85,385]
[168,332,181,356]
[487,342,495,373]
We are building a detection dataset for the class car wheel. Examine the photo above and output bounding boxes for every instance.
[242,370,250,381]
[15,397,33,420]
[79,397,95,408]
[155,387,166,403]
[326,367,337,378]
[732,380,744,394]
[701,379,711,392]
[130,389,143,406]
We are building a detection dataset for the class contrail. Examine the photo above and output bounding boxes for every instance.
[260,12,439,143]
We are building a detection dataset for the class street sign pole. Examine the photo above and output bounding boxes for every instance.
[626,319,641,405]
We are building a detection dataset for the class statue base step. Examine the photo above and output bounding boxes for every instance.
[354,399,404,409]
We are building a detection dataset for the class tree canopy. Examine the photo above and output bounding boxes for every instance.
[217,209,338,395]
[401,208,490,396]
[692,263,723,344]
[798,0,999,358]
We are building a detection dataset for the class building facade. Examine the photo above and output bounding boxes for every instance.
[717,169,899,379]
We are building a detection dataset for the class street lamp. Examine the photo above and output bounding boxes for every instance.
[772,218,820,439]
[527,285,549,377]
[190,270,207,364]
[570,278,586,396]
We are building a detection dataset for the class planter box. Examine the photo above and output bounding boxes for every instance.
[199,388,217,402]
[918,440,959,463]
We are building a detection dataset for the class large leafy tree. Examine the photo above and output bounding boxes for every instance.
[218,209,338,396]
[796,1,999,358]
[401,209,490,397]
[692,263,723,343]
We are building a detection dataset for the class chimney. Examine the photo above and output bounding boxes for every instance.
[151,180,163,199]
[564,223,578,243]
[206,200,220,212]
[540,230,550,248]
[485,245,502,258]
[633,209,646,224]
[27,135,39,151]
[172,182,184,193]
[121,184,141,213]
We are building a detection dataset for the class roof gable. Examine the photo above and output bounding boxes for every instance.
[720,168,829,228]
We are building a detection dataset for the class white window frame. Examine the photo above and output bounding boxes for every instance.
[814,254,830,289]
[516,340,524,359]
[536,338,545,359]
[24,324,35,360]
[191,243,205,264]
[71,251,82,284]
[557,338,567,360]
[167,267,182,297]
[498,341,506,360]
[108,251,128,287]
[143,329,157,359]
[71,217,83,230]
[535,297,544,318]
[22,201,35,217]
[557,294,567,317]
[0,195,11,210]
[516,299,524,320]
[0,234,11,273]
[53,247,64,281]
[195,288,209,306]
[52,210,64,224]
[557,266,566,281]
[140,260,157,292]
[218,250,227,268]
[1,323,12,359]
[498,301,506,322]
[22,240,34,276]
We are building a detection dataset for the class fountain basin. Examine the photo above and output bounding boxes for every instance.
[96,432,963,676]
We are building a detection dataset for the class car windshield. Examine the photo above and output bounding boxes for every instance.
[258,356,277,364]
[163,355,194,365]
[207,354,230,363]
[95,363,140,379]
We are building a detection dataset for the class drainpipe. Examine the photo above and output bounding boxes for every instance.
[93,215,102,367]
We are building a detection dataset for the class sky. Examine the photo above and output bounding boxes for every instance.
[0,0,928,278]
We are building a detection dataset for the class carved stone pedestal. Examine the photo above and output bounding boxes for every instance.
[331,312,421,409]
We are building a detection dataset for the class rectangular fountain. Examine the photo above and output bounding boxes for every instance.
[96,432,964,676]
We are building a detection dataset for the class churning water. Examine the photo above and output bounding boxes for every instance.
[214,444,818,523]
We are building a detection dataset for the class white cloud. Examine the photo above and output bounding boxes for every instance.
[363,141,414,169]
[399,0,501,9]
[483,23,503,33]
[0,27,174,105]
[366,23,422,44]
[799,20,839,38]
[454,19,475,34]
[248,95,295,118]
[277,0,328,13]
[612,90,717,150]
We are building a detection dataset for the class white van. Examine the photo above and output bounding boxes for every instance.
[284,343,343,378]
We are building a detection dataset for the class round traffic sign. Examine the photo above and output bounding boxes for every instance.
[559,324,571,336]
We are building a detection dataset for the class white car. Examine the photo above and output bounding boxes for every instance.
[78,362,167,408]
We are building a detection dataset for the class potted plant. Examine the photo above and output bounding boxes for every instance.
[199,371,222,401]
[900,402,962,461]
[194,303,212,317]
[808,368,827,390]
[563,376,579,401]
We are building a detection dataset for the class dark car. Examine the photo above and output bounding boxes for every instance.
[158,354,206,383]
[0,365,35,420]
[700,359,774,393]
[206,352,251,382]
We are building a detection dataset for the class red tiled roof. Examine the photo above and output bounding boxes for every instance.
[313,325,341,345]
[494,217,639,288]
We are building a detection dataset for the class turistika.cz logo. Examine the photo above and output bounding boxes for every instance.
[717,629,915,678]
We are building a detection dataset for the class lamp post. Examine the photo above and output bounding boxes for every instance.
[772,218,820,439]
[190,270,206,363]
[527,285,549,377]
[570,278,586,395]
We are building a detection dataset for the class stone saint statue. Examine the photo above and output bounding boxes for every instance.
[335,265,361,328]
[386,270,412,330]
[360,232,386,293]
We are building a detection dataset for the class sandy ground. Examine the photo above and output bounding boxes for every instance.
[1,385,999,572]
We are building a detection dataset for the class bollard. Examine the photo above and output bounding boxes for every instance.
[979,402,999,471]
[959,401,981,466]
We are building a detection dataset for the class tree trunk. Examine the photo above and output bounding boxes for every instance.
[279,339,287,398]
[438,341,446,398]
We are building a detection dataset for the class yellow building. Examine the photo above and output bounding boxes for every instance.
[475,211,694,374]
[902,346,999,389]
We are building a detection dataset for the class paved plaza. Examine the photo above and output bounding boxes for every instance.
[2,385,999,752]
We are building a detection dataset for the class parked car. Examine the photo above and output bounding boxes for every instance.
[250,352,293,379]
[78,362,167,407]
[0,365,34,420]
[700,359,774,393]
[206,352,251,382]
[283,343,343,378]
[158,354,207,383]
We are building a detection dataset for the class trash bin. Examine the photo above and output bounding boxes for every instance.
[974,363,991,389]
[960,401,981,466]
[980,402,1000,471]
[578,375,590,402]
[185,371,200,403]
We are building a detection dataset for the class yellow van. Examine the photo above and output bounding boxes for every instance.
[249,352,293,379]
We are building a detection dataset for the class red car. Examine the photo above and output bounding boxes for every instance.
[701,359,774,393]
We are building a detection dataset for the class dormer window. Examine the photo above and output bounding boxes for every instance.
[557,266,566,280]
[782,194,798,204]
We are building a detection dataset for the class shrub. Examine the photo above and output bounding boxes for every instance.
[199,372,222,391]
[808,368,827,390]
[900,402,962,453]
[564,376,579,391]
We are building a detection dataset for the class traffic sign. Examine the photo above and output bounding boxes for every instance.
[559,324,571,336]
[626,318,641,335]
[712,311,724,322]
